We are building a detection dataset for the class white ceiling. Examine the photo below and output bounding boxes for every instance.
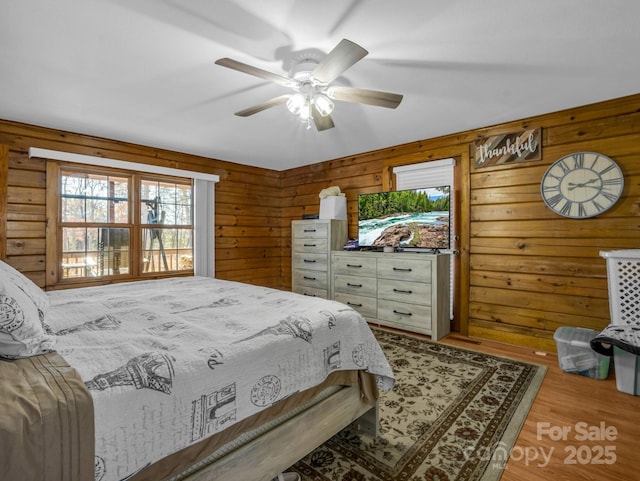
[1,1,639,171]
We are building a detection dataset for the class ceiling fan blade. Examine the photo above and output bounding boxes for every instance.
[234,95,289,117]
[215,58,294,87]
[311,39,368,84]
[327,86,403,109]
[312,105,335,131]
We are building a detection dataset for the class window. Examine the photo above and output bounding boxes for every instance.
[49,162,194,285]
[393,158,456,320]
[139,178,194,274]
[33,147,218,285]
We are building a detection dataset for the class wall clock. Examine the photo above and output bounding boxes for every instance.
[540,152,624,218]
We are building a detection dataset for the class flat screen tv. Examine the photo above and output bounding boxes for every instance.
[357,186,450,251]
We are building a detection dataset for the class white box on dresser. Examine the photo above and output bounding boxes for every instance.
[331,250,451,340]
[291,219,348,298]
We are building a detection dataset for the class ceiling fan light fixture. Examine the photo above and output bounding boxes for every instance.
[215,38,402,132]
[299,100,312,121]
[286,93,305,115]
[313,93,334,117]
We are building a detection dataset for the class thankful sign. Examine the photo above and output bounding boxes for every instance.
[474,128,541,168]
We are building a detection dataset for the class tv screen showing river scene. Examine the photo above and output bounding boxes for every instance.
[357,186,451,250]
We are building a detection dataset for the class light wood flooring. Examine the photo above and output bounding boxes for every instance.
[441,333,638,481]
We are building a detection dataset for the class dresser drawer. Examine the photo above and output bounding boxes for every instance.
[378,279,431,305]
[293,222,328,239]
[377,256,431,283]
[332,254,377,277]
[293,269,328,289]
[293,252,328,272]
[293,285,328,299]
[293,237,328,253]
[333,292,377,319]
[333,274,377,297]
[377,299,431,331]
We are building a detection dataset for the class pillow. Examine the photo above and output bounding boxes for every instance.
[0,260,55,359]
[0,259,49,314]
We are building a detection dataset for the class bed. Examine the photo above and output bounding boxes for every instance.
[0,264,394,481]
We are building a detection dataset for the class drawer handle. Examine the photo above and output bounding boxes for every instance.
[303,276,317,281]
[303,229,317,233]
[347,282,363,288]
[303,243,317,247]
[347,301,363,307]
[393,309,413,317]
[393,288,413,294]
[303,259,317,263]
[303,293,317,297]
[346,263,363,268]
[393,267,413,272]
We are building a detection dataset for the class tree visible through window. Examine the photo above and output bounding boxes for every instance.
[140,179,193,273]
[54,164,193,283]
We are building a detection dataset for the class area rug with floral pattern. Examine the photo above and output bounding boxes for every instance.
[290,328,546,481]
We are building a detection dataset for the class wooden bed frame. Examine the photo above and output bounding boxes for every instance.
[182,384,379,481]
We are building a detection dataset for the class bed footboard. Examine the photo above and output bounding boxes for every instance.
[183,384,377,481]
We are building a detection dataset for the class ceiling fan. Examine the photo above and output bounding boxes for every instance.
[214,39,403,131]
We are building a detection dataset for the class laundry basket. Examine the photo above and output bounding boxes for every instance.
[600,250,640,394]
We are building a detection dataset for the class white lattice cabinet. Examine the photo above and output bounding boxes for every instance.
[331,251,450,339]
[291,219,347,298]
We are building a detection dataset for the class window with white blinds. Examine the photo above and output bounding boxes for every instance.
[393,158,455,319]
[393,158,455,190]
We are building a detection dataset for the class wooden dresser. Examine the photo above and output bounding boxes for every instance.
[291,219,347,298]
[331,250,450,339]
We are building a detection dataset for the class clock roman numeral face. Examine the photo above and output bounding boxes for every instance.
[540,152,624,218]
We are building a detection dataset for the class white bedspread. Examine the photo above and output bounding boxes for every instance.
[45,276,394,481]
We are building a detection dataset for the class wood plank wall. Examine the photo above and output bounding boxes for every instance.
[1,93,639,352]
[0,120,284,289]
[467,96,639,350]
[281,94,640,352]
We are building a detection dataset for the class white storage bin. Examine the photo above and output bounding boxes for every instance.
[601,249,640,394]
[319,196,347,220]
[613,347,640,395]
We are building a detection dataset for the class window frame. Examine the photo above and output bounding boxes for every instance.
[46,161,195,289]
